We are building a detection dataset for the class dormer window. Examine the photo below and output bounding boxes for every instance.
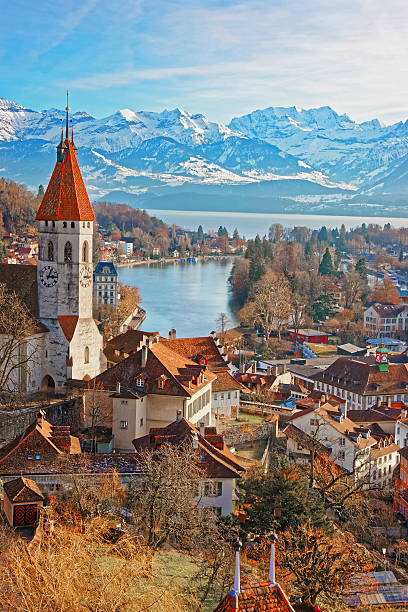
[136,378,144,388]
[200,358,207,366]
[158,379,165,389]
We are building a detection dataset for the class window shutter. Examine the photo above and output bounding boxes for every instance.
[217,481,223,496]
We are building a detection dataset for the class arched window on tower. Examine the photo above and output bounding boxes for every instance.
[84,346,89,364]
[47,241,54,261]
[64,241,72,262]
[82,240,89,262]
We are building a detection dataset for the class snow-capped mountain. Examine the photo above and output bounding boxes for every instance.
[1,97,408,215]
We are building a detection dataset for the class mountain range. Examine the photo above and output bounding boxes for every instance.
[1,97,408,216]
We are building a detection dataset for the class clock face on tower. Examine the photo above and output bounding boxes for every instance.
[80,264,92,288]
[39,265,58,287]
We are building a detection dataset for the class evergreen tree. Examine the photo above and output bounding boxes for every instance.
[233,228,239,241]
[318,248,335,276]
[311,293,338,321]
[317,226,329,243]
[355,257,368,282]
[197,225,204,241]
[241,457,328,535]
[37,184,44,198]
[304,241,312,259]
[249,257,265,282]
[399,248,404,263]
[333,247,341,270]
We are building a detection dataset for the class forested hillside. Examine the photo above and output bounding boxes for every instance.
[0,178,41,234]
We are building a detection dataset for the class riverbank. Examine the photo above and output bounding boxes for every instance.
[116,254,239,268]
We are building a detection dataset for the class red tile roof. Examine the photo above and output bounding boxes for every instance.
[214,581,294,611]
[213,371,246,392]
[94,342,216,397]
[36,139,95,221]
[0,413,81,474]
[162,336,229,372]
[133,417,246,479]
[58,315,78,341]
[3,476,44,503]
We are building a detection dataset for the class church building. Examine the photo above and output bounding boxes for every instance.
[0,102,106,391]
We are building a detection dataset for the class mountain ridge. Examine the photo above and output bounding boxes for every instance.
[1,97,408,216]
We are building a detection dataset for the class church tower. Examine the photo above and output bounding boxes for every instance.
[36,96,106,388]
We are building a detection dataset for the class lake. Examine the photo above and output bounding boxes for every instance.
[146,208,408,238]
[118,259,237,337]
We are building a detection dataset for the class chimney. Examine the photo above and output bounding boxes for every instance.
[116,382,121,394]
[169,328,177,339]
[142,345,148,367]
[200,421,205,437]
[228,539,242,609]
[268,532,277,585]
[176,409,182,423]
[192,432,199,449]
[321,393,327,404]
[341,402,347,420]
[387,396,392,408]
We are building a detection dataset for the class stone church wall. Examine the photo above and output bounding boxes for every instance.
[0,397,82,441]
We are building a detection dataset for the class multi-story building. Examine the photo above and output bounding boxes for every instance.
[93,261,118,306]
[312,352,408,410]
[364,303,408,337]
[93,337,216,450]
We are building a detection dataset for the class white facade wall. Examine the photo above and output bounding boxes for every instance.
[197,478,235,516]
[315,379,408,411]
[370,450,399,487]
[396,420,408,448]
[112,396,147,451]
[290,411,370,474]
[212,389,240,419]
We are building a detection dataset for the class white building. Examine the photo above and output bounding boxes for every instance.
[364,303,408,336]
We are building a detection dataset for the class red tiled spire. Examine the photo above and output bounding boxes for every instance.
[36,139,95,221]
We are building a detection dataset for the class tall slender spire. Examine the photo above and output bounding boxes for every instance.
[65,90,69,140]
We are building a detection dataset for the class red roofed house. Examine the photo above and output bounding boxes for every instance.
[0,101,106,392]
[133,414,246,515]
[93,338,217,451]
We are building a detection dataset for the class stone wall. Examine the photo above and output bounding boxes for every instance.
[218,419,278,446]
[0,397,82,441]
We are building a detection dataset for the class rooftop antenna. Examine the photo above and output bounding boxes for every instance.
[65,90,69,140]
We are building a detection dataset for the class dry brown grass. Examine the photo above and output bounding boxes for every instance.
[0,516,196,612]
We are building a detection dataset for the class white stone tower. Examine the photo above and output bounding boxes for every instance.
[36,97,106,389]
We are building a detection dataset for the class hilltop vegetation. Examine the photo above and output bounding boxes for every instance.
[0,178,41,235]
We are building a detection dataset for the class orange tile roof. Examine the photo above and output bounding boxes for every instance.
[36,139,95,221]
[213,371,246,392]
[58,315,79,342]
[162,336,229,371]
[214,581,294,611]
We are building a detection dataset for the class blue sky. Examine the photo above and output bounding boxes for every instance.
[2,0,408,124]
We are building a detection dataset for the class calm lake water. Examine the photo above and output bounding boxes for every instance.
[146,209,408,238]
[118,259,237,337]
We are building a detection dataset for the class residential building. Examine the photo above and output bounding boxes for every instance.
[133,415,246,516]
[364,303,408,336]
[212,371,244,419]
[93,261,118,306]
[286,402,377,476]
[119,240,133,257]
[104,329,160,367]
[395,447,408,518]
[283,422,331,467]
[313,352,408,410]
[93,338,216,449]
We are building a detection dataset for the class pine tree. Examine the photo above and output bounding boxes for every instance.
[399,248,404,263]
[318,248,335,276]
[355,257,368,281]
[197,225,204,241]
[317,226,329,243]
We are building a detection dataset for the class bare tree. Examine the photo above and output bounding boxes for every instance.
[127,442,206,550]
[82,380,112,452]
[216,312,231,344]
[0,283,38,393]
[239,271,291,340]
[340,267,365,309]
[268,223,283,244]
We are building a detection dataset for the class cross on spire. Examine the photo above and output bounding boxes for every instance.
[65,90,69,140]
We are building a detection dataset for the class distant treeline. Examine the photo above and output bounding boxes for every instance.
[0,178,41,235]
[94,201,168,235]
